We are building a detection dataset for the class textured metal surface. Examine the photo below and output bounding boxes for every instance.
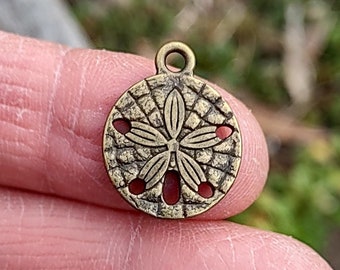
[103,42,242,218]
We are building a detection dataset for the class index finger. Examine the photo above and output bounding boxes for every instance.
[0,31,269,219]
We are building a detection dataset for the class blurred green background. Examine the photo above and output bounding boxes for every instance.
[68,0,340,266]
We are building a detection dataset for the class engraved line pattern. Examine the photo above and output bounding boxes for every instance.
[104,72,242,218]
[123,86,225,193]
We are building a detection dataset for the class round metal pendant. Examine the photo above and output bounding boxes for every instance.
[103,42,242,219]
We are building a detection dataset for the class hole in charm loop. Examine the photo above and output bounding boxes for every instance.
[155,41,196,76]
[165,51,186,73]
[113,119,131,135]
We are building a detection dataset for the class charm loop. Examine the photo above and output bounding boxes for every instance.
[155,41,196,76]
[103,41,242,219]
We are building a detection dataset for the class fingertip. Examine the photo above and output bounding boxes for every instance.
[1,188,331,270]
[0,33,269,220]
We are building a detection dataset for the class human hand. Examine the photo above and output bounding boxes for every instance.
[0,31,331,269]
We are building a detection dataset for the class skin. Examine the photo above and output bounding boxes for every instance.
[0,31,332,269]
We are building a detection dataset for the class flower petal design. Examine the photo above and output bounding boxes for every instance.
[126,122,167,147]
[176,150,206,192]
[139,151,170,189]
[164,89,185,139]
[180,126,221,149]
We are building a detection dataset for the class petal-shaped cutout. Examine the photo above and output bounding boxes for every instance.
[126,122,167,147]
[139,151,170,189]
[180,126,221,149]
[164,89,185,139]
[162,170,181,205]
[176,151,206,192]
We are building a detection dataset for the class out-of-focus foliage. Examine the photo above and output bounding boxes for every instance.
[233,135,340,251]
[69,0,340,262]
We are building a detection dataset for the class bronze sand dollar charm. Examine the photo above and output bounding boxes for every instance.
[103,42,242,218]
